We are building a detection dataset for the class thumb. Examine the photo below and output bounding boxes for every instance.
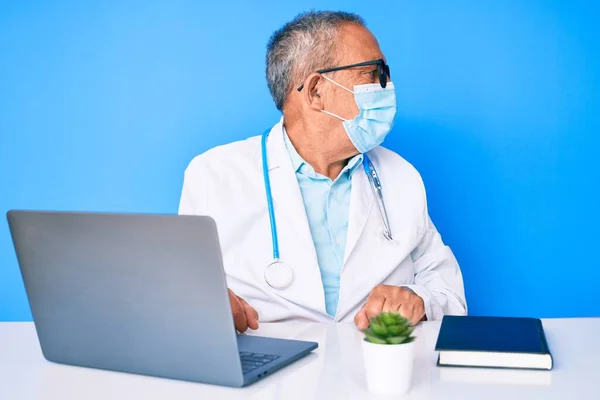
[228,289,248,332]
[239,297,259,330]
[354,306,369,330]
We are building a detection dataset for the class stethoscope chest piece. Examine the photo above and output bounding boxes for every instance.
[264,260,294,290]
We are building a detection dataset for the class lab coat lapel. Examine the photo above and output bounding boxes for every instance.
[336,152,423,321]
[343,161,374,264]
[263,121,327,315]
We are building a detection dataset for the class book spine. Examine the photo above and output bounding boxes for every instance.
[536,319,553,369]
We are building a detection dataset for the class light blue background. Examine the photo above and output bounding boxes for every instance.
[1,1,598,321]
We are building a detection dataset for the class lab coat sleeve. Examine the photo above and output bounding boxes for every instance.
[404,215,468,321]
[178,157,208,215]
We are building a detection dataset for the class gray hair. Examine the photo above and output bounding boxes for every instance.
[266,10,365,111]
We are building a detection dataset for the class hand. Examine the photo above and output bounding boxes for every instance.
[228,289,259,332]
[354,285,425,329]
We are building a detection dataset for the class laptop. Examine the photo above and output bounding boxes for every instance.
[7,210,318,387]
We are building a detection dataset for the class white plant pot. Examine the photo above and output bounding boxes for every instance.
[362,339,416,395]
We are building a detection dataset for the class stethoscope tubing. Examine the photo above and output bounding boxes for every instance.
[261,129,281,260]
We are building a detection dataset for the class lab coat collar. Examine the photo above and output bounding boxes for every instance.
[260,118,328,316]
[343,154,375,264]
[265,118,375,265]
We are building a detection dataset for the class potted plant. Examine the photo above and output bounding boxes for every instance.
[361,312,416,395]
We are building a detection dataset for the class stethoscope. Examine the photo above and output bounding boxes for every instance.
[261,128,393,290]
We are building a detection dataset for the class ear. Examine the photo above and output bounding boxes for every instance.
[301,73,325,111]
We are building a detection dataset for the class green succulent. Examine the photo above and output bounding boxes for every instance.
[362,312,415,345]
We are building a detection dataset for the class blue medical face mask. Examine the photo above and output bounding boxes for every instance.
[320,76,397,154]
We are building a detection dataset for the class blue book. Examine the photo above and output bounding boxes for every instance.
[435,316,553,370]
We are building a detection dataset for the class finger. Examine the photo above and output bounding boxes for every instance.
[228,289,248,332]
[365,290,386,319]
[354,306,369,330]
[413,296,426,323]
[239,297,259,330]
[414,305,426,324]
[398,303,418,326]
[382,293,400,312]
[384,287,411,313]
[401,289,426,324]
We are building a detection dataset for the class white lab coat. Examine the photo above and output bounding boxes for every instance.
[179,118,467,322]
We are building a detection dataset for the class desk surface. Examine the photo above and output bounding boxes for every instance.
[1,318,598,399]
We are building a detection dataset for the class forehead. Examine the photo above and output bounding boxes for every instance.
[335,24,385,65]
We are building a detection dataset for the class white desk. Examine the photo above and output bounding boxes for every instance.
[1,318,598,399]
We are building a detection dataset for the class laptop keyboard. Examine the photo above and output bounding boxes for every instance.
[239,351,280,374]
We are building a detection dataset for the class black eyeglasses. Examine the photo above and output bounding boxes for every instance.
[297,58,390,92]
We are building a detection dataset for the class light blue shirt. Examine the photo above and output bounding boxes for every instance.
[283,131,363,317]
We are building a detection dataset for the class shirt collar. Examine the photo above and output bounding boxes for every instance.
[283,127,364,179]
[283,128,306,173]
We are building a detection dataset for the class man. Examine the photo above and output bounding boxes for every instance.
[179,11,467,332]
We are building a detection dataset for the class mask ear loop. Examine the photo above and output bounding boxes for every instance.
[321,75,354,94]
[320,109,347,121]
[319,75,355,122]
